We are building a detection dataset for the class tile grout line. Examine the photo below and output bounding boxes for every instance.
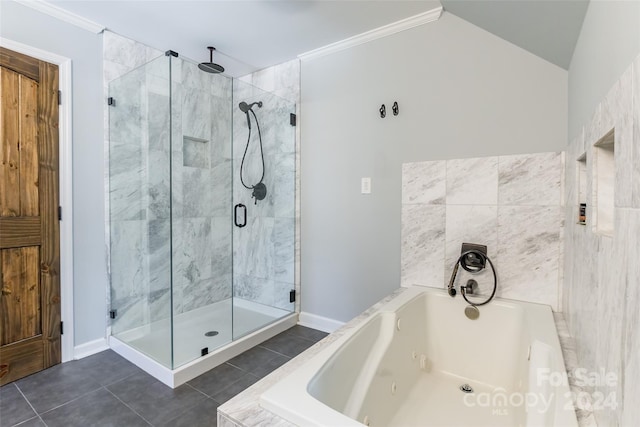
[13,383,48,427]
[104,369,142,387]
[187,364,254,401]
[225,347,286,371]
[256,344,294,359]
[184,381,216,399]
[208,372,261,404]
[27,384,104,417]
[103,386,153,426]
[11,416,44,427]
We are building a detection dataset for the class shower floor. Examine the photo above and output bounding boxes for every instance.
[115,298,290,368]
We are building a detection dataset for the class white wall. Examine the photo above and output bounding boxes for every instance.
[568,0,640,139]
[0,1,107,346]
[300,11,567,323]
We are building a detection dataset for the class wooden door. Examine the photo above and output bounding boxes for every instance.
[0,47,61,385]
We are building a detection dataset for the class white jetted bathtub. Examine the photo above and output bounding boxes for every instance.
[261,286,578,427]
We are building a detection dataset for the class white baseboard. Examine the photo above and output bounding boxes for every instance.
[74,337,109,360]
[298,312,344,333]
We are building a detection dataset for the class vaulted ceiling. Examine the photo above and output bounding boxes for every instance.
[44,0,589,76]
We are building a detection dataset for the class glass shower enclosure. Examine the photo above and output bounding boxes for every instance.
[108,53,296,372]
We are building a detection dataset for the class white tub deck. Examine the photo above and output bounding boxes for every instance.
[259,286,578,427]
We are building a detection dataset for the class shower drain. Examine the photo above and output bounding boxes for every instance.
[204,331,219,337]
[460,384,474,393]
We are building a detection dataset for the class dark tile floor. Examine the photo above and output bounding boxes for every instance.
[0,325,327,427]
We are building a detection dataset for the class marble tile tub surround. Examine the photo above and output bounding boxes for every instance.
[401,151,565,310]
[563,55,640,427]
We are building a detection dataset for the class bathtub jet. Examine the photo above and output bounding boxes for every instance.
[260,286,579,427]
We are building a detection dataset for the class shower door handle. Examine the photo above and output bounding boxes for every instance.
[234,203,247,228]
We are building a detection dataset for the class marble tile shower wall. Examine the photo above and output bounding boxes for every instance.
[232,61,300,312]
[171,60,233,315]
[104,31,165,332]
[104,32,234,332]
[563,55,640,426]
[401,152,565,310]
[105,32,301,332]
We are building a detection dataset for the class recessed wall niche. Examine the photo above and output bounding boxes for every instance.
[183,136,210,168]
[593,129,615,236]
[577,153,587,224]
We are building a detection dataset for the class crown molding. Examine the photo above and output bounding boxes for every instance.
[14,0,105,34]
[298,6,443,62]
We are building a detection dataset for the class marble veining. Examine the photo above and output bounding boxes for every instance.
[401,204,446,287]
[563,55,640,426]
[447,156,498,205]
[498,152,562,206]
[622,208,640,425]
[601,66,633,209]
[554,313,598,427]
[402,161,446,205]
[401,152,564,310]
[496,205,561,309]
[633,57,640,209]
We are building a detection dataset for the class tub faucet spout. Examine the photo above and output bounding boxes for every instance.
[462,279,477,295]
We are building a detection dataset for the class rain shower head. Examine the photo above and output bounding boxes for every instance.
[198,46,225,74]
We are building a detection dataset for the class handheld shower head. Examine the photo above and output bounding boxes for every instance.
[239,101,263,113]
[238,101,263,130]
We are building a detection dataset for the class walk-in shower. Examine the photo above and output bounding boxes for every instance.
[107,52,296,386]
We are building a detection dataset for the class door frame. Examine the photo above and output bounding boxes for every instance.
[0,37,74,363]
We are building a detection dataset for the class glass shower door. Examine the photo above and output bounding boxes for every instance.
[231,79,297,340]
[109,55,173,368]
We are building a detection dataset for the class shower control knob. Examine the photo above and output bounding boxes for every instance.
[252,183,267,203]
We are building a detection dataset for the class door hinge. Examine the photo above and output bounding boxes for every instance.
[289,289,296,303]
[58,206,62,221]
[58,90,62,105]
[108,97,116,106]
[60,321,64,335]
[290,113,297,127]
[109,310,117,319]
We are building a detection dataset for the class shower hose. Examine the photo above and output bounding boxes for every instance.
[239,109,265,194]
[449,250,497,306]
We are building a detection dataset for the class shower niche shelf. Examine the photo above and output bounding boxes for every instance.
[183,136,210,168]
[576,153,587,225]
[593,129,615,237]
